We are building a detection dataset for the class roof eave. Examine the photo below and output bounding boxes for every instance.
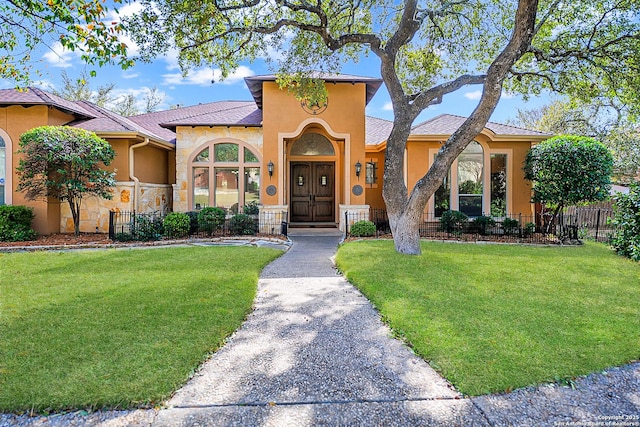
[93,131,175,149]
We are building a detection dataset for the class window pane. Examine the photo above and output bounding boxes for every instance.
[244,147,259,163]
[193,167,209,210]
[459,195,483,217]
[215,168,239,212]
[365,162,377,185]
[290,133,335,156]
[214,144,239,162]
[435,174,450,217]
[195,148,209,162]
[244,167,260,205]
[491,154,507,217]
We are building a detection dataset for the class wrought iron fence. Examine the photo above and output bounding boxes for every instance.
[109,210,288,241]
[346,207,616,244]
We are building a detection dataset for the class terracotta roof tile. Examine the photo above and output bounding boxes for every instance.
[365,116,393,146]
[411,114,550,137]
[68,101,170,143]
[0,87,95,119]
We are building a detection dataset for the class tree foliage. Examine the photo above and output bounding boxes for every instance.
[0,0,133,85]
[610,182,640,262]
[125,0,639,254]
[17,126,116,236]
[52,70,116,107]
[509,100,640,183]
[523,135,613,230]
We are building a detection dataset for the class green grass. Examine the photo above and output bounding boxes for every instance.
[336,241,640,396]
[0,246,281,413]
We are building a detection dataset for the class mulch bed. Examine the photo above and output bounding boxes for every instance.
[0,233,112,248]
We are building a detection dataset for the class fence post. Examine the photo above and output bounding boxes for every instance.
[108,211,115,240]
[595,209,601,241]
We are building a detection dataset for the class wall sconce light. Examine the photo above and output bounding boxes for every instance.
[355,161,362,180]
[267,160,274,179]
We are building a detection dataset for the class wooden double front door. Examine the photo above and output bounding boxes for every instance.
[290,162,335,223]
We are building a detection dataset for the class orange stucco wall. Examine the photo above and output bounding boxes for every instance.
[133,144,170,184]
[363,150,385,209]
[0,105,76,234]
[261,81,368,211]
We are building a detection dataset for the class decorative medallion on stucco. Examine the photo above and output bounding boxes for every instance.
[352,185,363,196]
[300,99,328,115]
[266,185,277,196]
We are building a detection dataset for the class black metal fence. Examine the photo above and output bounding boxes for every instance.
[346,207,616,244]
[109,210,288,241]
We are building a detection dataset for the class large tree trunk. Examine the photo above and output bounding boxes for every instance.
[388,209,423,254]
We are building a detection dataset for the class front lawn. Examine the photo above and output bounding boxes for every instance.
[0,246,281,413]
[336,241,640,396]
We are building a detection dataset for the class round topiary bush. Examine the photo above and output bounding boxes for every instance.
[163,212,191,239]
[440,210,468,234]
[229,213,256,235]
[350,220,376,237]
[197,207,226,234]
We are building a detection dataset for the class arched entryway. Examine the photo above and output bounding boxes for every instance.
[288,132,338,225]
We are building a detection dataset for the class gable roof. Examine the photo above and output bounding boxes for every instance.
[244,73,383,109]
[68,101,171,145]
[411,114,550,137]
[0,87,95,119]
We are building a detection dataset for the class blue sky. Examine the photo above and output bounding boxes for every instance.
[0,2,552,125]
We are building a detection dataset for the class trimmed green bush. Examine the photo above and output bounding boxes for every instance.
[502,218,519,235]
[524,222,536,237]
[133,214,163,241]
[197,207,226,234]
[185,211,199,234]
[610,182,640,261]
[163,212,191,239]
[350,220,376,237]
[242,200,260,215]
[0,205,37,242]
[229,213,256,235]
[471,215,496,235]
[440,210,468,235]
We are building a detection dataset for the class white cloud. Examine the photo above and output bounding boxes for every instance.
[110,1,144,19]
[464,90,482,100]
[501,90,515,99]
[382,102,393,111]
[162,65,255,86]
[122,72,140,79]
[42,42,75,68]
[106,86,169,112]
[163,48,181,71]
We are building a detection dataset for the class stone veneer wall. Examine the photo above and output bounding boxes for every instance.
[174,127,263,213]
[338,204,370,233]
[60,181,172,233]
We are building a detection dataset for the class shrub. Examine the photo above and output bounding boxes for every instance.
[610,182,640,261]
[440,210,468,235]
[242,200,260,215]
[229,213,256,235]
[350,220,376,237]
[197,207,226,234]
[502,218,519,235]
[185,211,199,234]
[0,205,37,242]
[133,213,163,241]
[113,232,135,242]
[471,215,496,235]
[524,222,536,237]
[163,212,191,239]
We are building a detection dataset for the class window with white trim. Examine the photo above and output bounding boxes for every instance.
[190,142,261,212]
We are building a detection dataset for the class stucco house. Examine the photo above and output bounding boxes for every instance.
[0,74,549,235]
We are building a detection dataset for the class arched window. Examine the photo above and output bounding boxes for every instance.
[0,135,5,206]
[290,133,335,156]
[190,141,261,212]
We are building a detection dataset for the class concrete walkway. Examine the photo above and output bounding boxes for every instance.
[2,231,638,426]
[153,230,640,426]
